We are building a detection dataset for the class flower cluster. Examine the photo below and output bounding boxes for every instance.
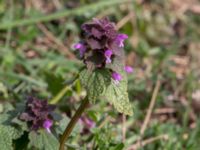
[20,96,55,133]
[74,18,133,83]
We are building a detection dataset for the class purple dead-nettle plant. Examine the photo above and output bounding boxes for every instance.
[74,17,134,116]
[74,17,132,83]
[20,96,55,133]
[60,18,133,150]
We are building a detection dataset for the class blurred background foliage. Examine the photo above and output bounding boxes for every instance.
[0,0,200,149]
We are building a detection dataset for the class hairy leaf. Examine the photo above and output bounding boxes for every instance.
[28,130,59,150]
[0,125,24,150]
[105,71,133,115]
[80,68,111,103]
[80,68,132,115]
[0,125,13,150]
[0,113,9,124]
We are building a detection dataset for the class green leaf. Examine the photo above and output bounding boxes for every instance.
[0,82,8,98]
[0,104,26,149]
[105,71,133,116]
[80,68,132,115]
[79,68,111,103]
[0,125,24,150]
[11,117,28,131]
[56,115,82,137]
[28,130,59,150]
[56,115,70,134]
[0,125,13,150]
[110,143,124,150]
[44,72,65,96]
[0,102,14,114]
[0,113,10,123]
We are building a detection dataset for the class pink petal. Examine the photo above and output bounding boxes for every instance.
[124,66,133,73]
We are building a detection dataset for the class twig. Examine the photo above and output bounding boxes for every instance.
[116,13,132,30]
[154,107,176,115]
[127,134,168,150]
[59,97,89,150]
[140,79,161,135]
[134,78,161,148]
[37,23,75,59]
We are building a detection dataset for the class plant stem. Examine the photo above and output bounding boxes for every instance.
[59,97,89,150]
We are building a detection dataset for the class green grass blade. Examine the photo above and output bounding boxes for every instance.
[0,0,132,30]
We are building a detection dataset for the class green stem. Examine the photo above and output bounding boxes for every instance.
[50,77,78,104]
[50,85,71,104]
[59,97,89,150]
[0,0,132,30]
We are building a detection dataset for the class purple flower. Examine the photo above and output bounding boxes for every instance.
[43,119,53,133]
[104,50,113,63]
[80,117,95,128]
[79,18,120,69]
[73,43,86,57]
[75,18,129,83]
[112,72,122,84]
[124,66,133,73]
[115,34,128,47]
[20,96,55,132]
[82,18,117,40]
[79,116,95,134]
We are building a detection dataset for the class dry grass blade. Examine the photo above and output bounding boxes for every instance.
[37,23,75,59]
[154,107,176,114]
[98,116,112,129]
[127,134,169,150]
[116,13,133,30]
[140,79,161,135]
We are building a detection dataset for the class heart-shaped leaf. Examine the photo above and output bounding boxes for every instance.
[104,70,133,115]
[80,68,111,103]
[79,68,133,115]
